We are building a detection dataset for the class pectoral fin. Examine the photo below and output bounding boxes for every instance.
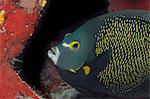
[88,49,111,72]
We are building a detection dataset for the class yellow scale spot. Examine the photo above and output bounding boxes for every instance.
[65,33,72,37]
[0,10,6,25]
[83,66,91,75]
[39,0,47,8]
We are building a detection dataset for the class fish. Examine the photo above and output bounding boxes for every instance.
[48,10,150,97]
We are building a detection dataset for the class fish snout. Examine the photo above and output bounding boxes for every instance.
[48,46,60,65]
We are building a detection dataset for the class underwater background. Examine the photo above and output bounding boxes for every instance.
[8,0,149,98]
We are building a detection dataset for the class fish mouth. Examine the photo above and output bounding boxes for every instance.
[48,46,60,65]
[48,46,83,74]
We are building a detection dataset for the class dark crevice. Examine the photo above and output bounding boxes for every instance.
[12,0,109,92]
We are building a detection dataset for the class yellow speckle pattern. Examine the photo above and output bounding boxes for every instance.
[95,14,150,95]
[0,10,6,25]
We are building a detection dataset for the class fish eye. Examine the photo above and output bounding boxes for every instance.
[73,43,78,48]
[70,41,80,50]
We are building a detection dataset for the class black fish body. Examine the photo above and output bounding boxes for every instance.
[48,10,150,97]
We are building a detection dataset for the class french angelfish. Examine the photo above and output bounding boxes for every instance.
[48,10,150,97]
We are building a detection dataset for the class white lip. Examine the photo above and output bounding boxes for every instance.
[48,46,60,65]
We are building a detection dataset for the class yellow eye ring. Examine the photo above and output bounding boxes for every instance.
[69,41,80,50]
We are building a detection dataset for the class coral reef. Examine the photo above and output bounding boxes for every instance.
[0,0,46,98]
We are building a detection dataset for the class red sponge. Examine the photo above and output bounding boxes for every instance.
[0,0,43,98]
